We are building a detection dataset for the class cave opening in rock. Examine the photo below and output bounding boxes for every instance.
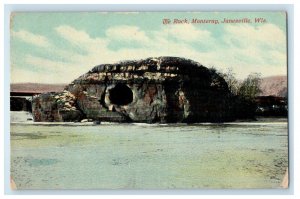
[109,83,133,106]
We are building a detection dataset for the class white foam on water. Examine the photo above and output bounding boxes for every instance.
[10,111,33,123]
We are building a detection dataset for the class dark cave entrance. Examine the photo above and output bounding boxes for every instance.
[109,83,133,106]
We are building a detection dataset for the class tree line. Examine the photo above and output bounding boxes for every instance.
[220,68,262,101]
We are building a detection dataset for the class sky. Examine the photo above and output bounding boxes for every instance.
[10,12,287,84]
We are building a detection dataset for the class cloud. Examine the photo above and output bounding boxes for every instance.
[158,24,212,43]
[220,24,287,75]
[224,24,286,50]
[24,55,67,72]
[11,30,51,48]
[11,54,90,84]
[55,25,108,53]
[55,25,93,44]
[11,67,62,84]
[106,25,150,43]
[11,23,287,84]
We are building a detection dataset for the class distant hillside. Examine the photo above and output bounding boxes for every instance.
[11,83,66,93]
[259,76,287,97]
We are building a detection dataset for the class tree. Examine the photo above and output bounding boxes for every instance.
[217,68,262,119]
[238,73,262,100]
[221,68,239,95]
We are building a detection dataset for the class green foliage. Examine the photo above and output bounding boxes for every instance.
[221,68,239,95]
[220,68,262,101]
[216,67,262,119]
[238,73,262,100]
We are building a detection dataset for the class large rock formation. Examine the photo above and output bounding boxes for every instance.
[32,57,239,123]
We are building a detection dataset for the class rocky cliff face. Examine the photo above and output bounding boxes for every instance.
[32,91,83,122]
[32,57,238,123]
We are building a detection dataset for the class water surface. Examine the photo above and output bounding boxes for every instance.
[10,117,288,189]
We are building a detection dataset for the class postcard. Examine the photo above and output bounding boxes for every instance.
[10,12,288,189]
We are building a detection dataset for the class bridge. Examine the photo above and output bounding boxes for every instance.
[10,83,66,97]
[10,91,42,97]
[10,83,66,111]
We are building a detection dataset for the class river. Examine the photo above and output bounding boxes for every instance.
[10,112,288,189]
